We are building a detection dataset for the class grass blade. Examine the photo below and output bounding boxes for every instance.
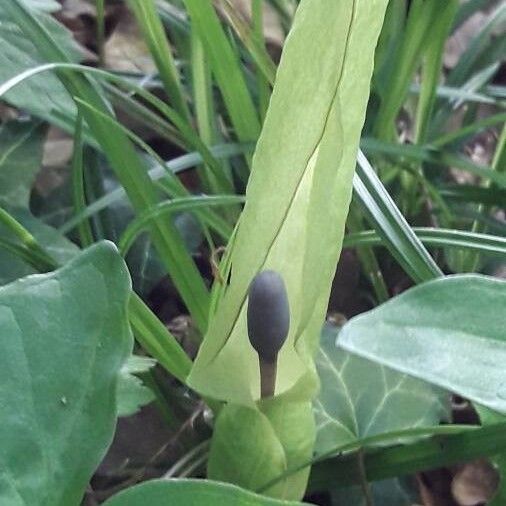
[181,0,261,148]
[354,150,443,283]
[219,0,277,86]
[127,0,191,122]
[344,227,506,259]
[59,143,250,234]
[96,0,105,66]
[309,422,506,489]
[119,195,245,255]
[70,115,94,247]
[361,137,506,188]
[415,0,458,142]
[373,0,440,139]
[129,293,192,383]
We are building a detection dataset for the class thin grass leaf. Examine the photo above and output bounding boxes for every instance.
[343,227,506,259]
[74,97,235,241]
[361,137,506,188]
[190,29,233,195]
[447,3,506,88]
[346,205,389,303]
[453,0,500,30]
[261,424,476,492]
[129,292,192,382]
[127,0,191,122]
[462,124,506,271]
[70,115,94,247]
[432,112,506,148]
[119,195,245,255]
[106,84,187,149]
[373,0,440,139]
[96,0,105,66]
[60,143,251,234]
[0,237,49,272]
[309,422,506,489]
[181,0,261,148]
[219,0,277,86]
[0,206,58,270]
[440,184,506,207]
[252,0,271,120]
[430,62,502,137]
[0,62,235,194]
[410,82,505,106]
[354,150,443,284]
[415,0,458,142]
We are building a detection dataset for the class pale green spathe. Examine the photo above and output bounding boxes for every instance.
[189,0,389,406]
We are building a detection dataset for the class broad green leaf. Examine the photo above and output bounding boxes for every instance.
[314,325,447,456]
[117,355,156,417]
[338,275,506,413]
[209,397,315,500]
[0,241,132,506]
[208,405,287,494]
[189,0,389,405]
[0,2,79,127]
[103,479,308,506]
[313,324,446,505]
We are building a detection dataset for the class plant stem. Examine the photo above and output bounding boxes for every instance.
[259,357,277,398]
[96,0,105,67]
[357,449,373,506]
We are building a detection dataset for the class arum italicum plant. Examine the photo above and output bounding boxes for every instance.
[186,0,389,499]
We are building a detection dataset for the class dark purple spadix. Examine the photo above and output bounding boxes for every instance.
[247,270,290,362]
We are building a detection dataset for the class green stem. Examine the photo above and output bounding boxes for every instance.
[357,449,373,506]
[96,0,105,67]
